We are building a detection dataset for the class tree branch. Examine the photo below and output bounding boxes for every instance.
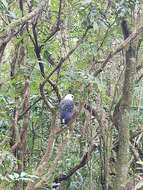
[94,25,143,77]
[54,143,97,184]
[40,0,63,49]
[0,0,49,54]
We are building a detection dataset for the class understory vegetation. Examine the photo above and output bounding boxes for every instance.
[1,0,143,190]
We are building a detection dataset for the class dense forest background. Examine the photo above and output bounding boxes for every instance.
[1,0,143,190]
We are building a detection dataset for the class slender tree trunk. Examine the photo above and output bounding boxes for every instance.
[113,20,136,190]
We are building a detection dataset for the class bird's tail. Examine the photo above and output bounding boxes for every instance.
[61,118,65,124]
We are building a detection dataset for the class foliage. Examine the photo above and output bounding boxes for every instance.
[1,0,143,190]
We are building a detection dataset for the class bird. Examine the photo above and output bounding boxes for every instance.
[59,94,74,125]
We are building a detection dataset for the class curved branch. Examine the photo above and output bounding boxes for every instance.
[54,143,97,184]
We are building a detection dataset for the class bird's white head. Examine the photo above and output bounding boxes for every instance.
[64,94,74,101]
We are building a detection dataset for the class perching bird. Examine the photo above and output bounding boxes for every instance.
[59,94,74,124]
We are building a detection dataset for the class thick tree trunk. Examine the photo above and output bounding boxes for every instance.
[113,20,136,190]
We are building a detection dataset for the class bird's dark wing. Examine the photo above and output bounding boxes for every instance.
[59,99,74,124]
[60,99,74,113]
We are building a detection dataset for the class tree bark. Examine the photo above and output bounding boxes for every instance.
[0,0,49,62]
[113,19,136,190]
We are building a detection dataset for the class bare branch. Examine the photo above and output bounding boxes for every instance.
[40,27,89,89]
[11,80,30,152]
[54,143,97,184]
[40,0,63,49]
[0,0,49,52]
[94,26,143,77]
